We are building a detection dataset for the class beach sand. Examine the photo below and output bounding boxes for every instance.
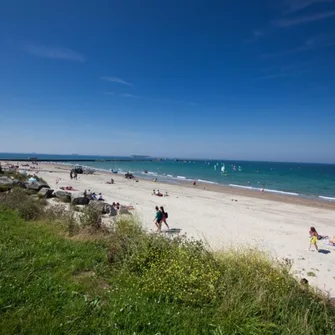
[4,161,335,296]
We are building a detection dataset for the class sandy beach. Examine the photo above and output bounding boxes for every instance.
[3,161,335,296]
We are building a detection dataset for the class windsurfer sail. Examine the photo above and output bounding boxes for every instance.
[221,164,225,174]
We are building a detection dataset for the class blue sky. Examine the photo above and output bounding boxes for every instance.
[0,0,335,162]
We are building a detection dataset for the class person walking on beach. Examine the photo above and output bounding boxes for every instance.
[309,227,319,252]
[160,206,169,230]
[153,206,162,232]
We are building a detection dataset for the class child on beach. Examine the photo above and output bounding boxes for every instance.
[309,227,319,252]
[309,226,320,240]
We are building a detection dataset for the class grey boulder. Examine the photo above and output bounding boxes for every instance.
[0,176,14,187]
[26,182,50,192]
[38,187,54,199]
[71,193,90,205]
[89,201,111,214]
[54,190,71,202]
[119,206,131,215]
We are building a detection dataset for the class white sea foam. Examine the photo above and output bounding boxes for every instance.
[198,179,217,185]
[167,174,173,178]
[229,184,260,191]
[263,189,299,196]
[177,176,186,179]
[319,196,335,201]
[229,184,299,196]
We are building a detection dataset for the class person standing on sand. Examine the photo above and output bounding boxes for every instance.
[309,227,319,252]
[153,206,162,232]
[160,206,169,230]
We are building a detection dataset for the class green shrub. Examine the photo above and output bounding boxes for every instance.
[1,209,335,334]
[0,185,11,193]
[80,206,102,230]
[63,210,80,236]
[0,188,44,220]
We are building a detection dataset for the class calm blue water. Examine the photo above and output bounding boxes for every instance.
[1,153,335,199]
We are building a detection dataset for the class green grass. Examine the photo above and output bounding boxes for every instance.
[1,206,335,334]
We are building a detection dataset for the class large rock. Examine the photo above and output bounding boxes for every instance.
[54,190,71,202]
[72,196,90,205]
[26,182,50,192]
[70,192,90,205]
[119,206,131,215]
[38,187,54,199]
[0,176,14,187]
[89,201,111,214]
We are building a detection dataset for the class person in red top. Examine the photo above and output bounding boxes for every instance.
[160,206,169,230]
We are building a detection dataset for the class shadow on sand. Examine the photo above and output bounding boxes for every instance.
[163,228,182,235]
[318,249,331,254]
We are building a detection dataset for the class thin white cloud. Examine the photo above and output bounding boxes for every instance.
[257,73,292,80]
[285,0,334,13]
[25,44,85,62]
[273,11,335,27]
[261,35,335,59]
[110,92,197,106]
[244,29,268,43]
[101,76,132,86]
[257,60,319,80]
[121,93,139,98]
[252,30,265,38]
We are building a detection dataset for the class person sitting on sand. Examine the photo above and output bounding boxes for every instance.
[97,193,104,201]
[152,189,156,195]
[91,192,97,200]
[155,190,163,197]
[164,191,169,197]
[309,227,319,252]
[153,206,162,232]
[327,236,335,246]
[160,206,169,230]
[106,178,115,185]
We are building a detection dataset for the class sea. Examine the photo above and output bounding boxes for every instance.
[1,153,335,201]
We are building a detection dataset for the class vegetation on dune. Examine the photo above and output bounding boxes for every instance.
[0,190,335,334]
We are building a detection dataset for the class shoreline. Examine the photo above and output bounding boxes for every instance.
[3,159,335,203]
[34,161,335,211]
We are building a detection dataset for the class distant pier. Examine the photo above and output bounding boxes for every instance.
[0,158,158,162]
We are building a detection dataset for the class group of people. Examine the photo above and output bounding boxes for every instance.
[153,206,169,232]
[70,170,77,180]
[152,189,168,197]
[83,189,104,201]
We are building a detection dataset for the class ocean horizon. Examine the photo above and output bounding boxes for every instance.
[1,153,335,200]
